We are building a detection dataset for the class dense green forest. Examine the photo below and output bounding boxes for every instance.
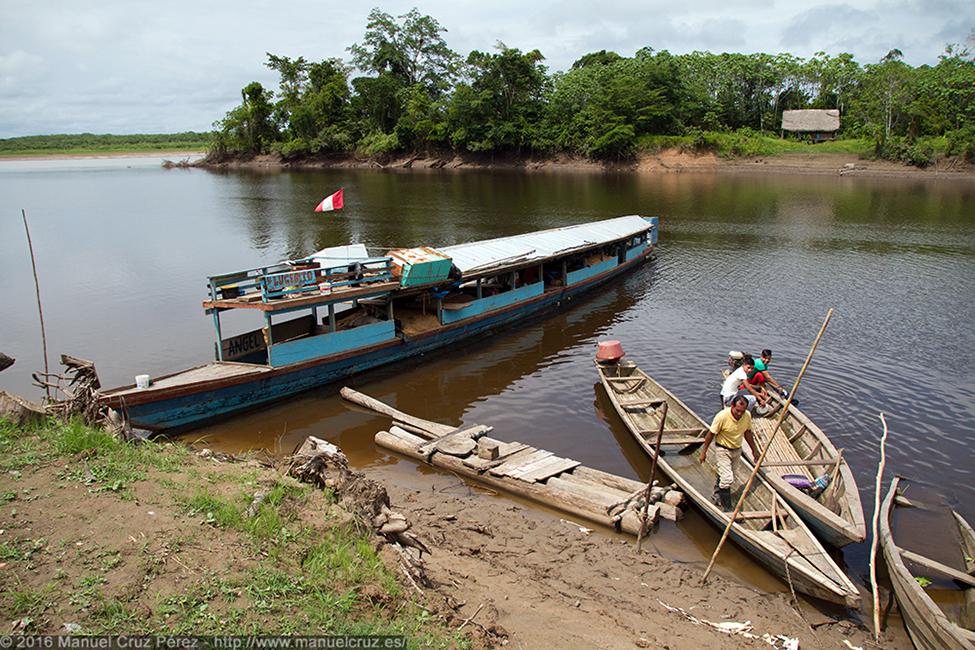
[0,132,211,156]
[210,9,975,167]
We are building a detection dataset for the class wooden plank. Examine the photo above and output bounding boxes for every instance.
[761,458,839,467]
[546,476,626,509]
[489,449,551,477]
[417,424,492,457]
[505,452,564,479]
[518,457,581,482]
[900,549,975,588]
[654,436,707,446]
[735,510,775,520]
[569,466,645,494]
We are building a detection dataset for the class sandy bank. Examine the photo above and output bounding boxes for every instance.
[365,463,911,649]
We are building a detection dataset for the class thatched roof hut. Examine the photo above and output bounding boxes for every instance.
[781,109,840,133]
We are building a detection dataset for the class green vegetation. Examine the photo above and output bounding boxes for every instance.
[0,417,465,646]
[0,132,211,157]
[209,8,975,167]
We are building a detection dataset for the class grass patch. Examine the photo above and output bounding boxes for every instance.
[0,416,466,646]
[0,132,211,157]
[637,129,873,158]
[48,419,185,499]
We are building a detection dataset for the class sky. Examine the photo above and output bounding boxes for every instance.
[1,1,973,138]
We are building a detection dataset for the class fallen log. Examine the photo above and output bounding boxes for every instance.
[341,387,453,436]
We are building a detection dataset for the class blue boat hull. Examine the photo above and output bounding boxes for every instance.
[118,248,653,431]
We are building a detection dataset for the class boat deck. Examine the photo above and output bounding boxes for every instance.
[203,281,401,312]
[103,362,269,397]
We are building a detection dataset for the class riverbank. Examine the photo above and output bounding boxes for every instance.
[0,415,909,647]
[4,148,973,179]
[202,149,975,180]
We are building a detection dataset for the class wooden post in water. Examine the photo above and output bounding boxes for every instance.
[870,413,890,642]
[702,308,833,582]
[21,209,50,399]
[637,400,667,552]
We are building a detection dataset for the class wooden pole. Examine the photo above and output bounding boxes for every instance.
[702,308,833,582]
[637,401,667,551]
[870,413,890,642]
[22,209,50,400]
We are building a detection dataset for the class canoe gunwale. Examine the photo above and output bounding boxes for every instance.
[880,477,975,650]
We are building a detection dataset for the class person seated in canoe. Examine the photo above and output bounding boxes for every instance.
[720,355,769,412]
[750,349,788,398]
[698,395,761,510]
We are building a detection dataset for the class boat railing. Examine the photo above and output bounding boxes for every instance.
[260,256,394,301]
[206,257,395,304]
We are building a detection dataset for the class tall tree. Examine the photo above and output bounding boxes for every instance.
[348,8,458,96]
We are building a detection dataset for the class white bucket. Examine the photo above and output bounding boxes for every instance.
[135,374,150,389]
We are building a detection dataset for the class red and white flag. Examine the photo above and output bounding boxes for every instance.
[314,188,344,212]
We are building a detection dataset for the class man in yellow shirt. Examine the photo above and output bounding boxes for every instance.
[698,396,760,510]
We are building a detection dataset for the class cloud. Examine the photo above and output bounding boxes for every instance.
[1,0,973,137]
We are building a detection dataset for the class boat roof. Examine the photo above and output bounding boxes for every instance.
[303,243,370,269]
[439,215,652,275]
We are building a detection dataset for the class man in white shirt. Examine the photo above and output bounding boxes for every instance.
[720,356,767,412]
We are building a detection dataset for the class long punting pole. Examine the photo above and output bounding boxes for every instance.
[22,209,50,399]
[702,308,833,582]
[870,413,890,641]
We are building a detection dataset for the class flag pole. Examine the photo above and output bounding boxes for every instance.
[702,308,833,582]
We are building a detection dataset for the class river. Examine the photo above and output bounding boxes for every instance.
[2,156,973,597]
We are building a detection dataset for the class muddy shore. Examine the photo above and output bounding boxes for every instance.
[203,149,975,180]
[1,411,912,648]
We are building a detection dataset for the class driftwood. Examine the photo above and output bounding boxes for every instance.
[340,386,453,437]
[870,413,890,642]
[0,353,13,373]
[289,436,431,587]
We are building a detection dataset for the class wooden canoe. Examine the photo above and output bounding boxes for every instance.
[597,359,860,608]
[720,369,865,546]
[880,477,975,650]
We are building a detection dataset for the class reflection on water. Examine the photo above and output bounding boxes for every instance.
[2,158,973,595]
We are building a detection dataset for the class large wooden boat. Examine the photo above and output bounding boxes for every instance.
[596,359,860,607]
[100,216,658,431]
[720,366,865,546]
[880,477,975,650]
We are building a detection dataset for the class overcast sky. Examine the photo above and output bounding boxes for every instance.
[1,1,972,138]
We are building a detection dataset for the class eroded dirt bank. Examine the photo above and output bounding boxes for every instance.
[202,149,975,180]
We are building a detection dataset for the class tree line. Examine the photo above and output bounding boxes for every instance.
[210,9,975,166]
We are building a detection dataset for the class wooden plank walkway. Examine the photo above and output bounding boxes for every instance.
[340,386,685,537]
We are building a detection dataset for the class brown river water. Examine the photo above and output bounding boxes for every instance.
[2,156,973,601]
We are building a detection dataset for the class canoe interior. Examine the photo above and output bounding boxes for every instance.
[596,359,860,607]
[748,394,866,544]
[881,478,975,649]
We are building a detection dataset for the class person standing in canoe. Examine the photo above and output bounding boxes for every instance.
[698,396,761,510]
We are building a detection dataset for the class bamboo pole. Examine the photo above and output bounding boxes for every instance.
[22,209,50,400]
[870,413,890,642]
[637,401,667,551]
[702,308,833,582]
